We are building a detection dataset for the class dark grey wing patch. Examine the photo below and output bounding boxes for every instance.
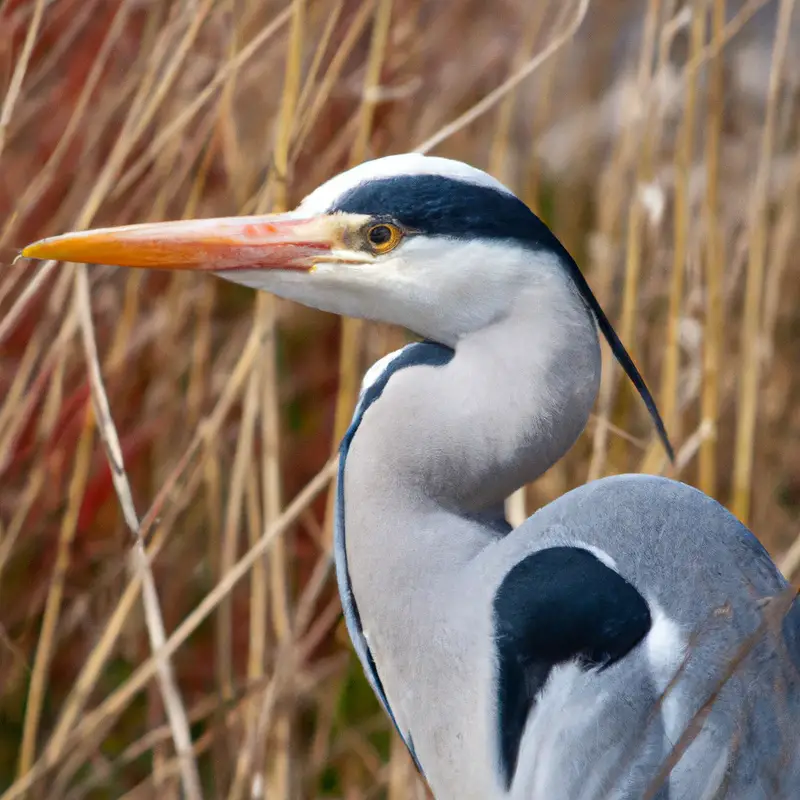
[335,340,454,777]
[492,546,652,789]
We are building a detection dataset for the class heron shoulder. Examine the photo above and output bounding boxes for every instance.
[551,474,781,576]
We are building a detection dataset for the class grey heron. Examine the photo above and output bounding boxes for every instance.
[22,154,800,799]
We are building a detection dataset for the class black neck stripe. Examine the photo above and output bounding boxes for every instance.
[335,339,454,778]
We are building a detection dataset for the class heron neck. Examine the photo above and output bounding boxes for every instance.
[334,272,601,775]
[343,271,601,561]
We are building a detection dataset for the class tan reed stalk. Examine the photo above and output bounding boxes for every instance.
[698,0,726,498]
[0,0,46,161]
[640,0,706,475]
[731,0,796,523]
[16,407,95,777]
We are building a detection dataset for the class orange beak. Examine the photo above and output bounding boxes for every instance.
[20,213,351,272]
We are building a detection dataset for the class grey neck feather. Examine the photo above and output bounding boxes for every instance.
[342,266,600,595]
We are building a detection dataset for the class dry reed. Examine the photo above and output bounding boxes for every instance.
[1,0,799,797]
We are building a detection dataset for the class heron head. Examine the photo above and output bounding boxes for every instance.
[20,154,575,346]
[20,152,674,457]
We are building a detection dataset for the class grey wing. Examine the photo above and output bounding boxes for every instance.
[504,474,800,799]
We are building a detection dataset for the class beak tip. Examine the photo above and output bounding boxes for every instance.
[19,238,82,265]
[19,242,46,261]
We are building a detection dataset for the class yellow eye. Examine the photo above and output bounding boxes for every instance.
[366,223,402,254]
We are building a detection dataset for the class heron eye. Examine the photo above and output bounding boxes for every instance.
[366,223,402,254]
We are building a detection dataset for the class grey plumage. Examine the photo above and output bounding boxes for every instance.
[322,157,799,799]
[22,153,800,800]
[338,282,800,798]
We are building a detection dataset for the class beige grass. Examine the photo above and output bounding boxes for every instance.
[1,0,799,797]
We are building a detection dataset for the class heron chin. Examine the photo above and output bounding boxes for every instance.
[22,153,800,799]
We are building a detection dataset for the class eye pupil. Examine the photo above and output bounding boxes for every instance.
[369,225,393,246]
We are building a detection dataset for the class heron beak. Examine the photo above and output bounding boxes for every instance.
[19,213,352,273]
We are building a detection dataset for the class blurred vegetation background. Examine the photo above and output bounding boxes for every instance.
[0,0,799,797]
